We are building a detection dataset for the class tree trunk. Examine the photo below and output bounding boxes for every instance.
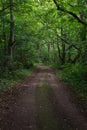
[52,42,57,63]
[56,34,62,62]
[47,43,50,64]
[1,0,7,70]
[61,28,66,64]
[8,0,14,61]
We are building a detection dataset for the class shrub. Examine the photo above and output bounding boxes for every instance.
[13,61,23,70]
[57,63,87,99]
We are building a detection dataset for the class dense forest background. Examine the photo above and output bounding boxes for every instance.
[0,0,87,99]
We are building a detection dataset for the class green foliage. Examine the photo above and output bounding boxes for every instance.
[13,61,23,70]
[57,63,87,99]
[0,67,36,90]
[0,0,87,96]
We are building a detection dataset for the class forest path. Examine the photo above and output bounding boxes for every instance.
[0,66,87,130]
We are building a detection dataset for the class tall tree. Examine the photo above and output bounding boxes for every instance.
[8,0,14,61]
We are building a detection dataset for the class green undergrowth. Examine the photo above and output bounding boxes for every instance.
[56,63,87,100]
[0,66,36,90]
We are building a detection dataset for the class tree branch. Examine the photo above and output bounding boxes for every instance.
[66,44,80,51]
[53,0,87,26]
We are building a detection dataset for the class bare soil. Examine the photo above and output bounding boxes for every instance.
[0,66,87,130]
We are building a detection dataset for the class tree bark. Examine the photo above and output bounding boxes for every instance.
[8,0,14,61]
[61,28,66,64]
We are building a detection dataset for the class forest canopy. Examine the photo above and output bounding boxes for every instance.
[0,0,87,95]
[0,0,87,68]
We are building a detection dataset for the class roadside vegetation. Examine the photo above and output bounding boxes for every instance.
[0,66,36,90]
[0,0,87,101]
[56,63,87,100]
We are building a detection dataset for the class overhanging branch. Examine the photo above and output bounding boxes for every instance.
[53,0,87,26]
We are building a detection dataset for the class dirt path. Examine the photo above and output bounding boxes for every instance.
[0,66,87,130]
